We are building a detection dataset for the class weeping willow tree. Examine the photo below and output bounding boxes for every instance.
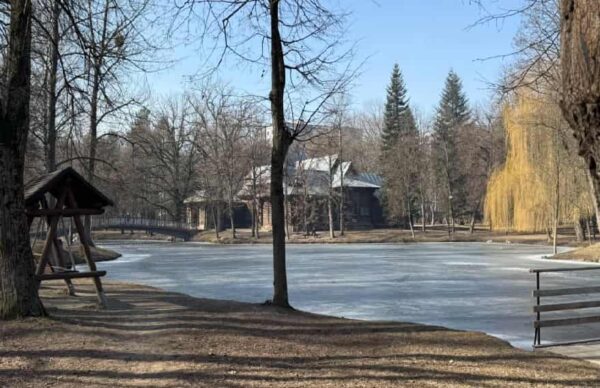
[485,92,593,245]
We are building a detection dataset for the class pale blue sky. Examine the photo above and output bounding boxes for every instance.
[149,0,523,117]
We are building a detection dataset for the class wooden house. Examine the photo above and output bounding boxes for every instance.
[238,155,384,232]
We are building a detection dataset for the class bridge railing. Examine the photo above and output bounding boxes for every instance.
[92,216,199,231]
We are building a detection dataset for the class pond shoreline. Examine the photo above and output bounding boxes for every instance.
[93,227,589,247]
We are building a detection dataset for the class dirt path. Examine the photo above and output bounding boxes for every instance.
[1,281,599,387]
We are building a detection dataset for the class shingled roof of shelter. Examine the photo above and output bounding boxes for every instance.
[25,167,114,209]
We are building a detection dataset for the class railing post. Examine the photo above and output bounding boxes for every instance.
[535,271,541,347]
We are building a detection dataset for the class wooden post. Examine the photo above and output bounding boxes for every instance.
[52,237,76,296]
[35,191,66,277]
[67,188,107,307]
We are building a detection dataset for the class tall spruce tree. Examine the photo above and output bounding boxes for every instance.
[381,64,416,151]
[380,64,420,230]
[432,70,470,234]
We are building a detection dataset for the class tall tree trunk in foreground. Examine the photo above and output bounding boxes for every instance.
[560,0,600,233]
[0,0,46,319]
[269,0,292,307]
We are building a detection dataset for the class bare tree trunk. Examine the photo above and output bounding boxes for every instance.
[255,199,260,239]
[0,0,46,319]
[560,1,600,246]
[339,125,345,236]
[420,195,426,233]
[469,199,481,235]
[84,65,101,248]
[584,167,600,233]
[251,170,257,238]
[553,159,560,255]
[574,218,585,243]
[46,0,60,173]
[328,196,335,238]
[407,201,415,239]
[250,201,256,238]
[328,156,335,239]
[228,196,236,239]
[284,176,290,240]
[269,0,292,308]
[212,205,220,239]
[303,186,309,235]
[469,212,476,234]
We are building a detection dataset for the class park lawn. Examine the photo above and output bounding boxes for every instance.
[1,281,599,387]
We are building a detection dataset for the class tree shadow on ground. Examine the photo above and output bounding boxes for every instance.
[0,281,598,387]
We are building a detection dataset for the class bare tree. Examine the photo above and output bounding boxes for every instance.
[192,86,253,239]
[0,0,46,318]
[175,0,354,307]
[244,125,270,239]
[58,0,162,244]
[128,97,202,222]
[559,0,600,239]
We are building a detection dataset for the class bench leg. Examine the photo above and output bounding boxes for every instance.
[92,276,107,308]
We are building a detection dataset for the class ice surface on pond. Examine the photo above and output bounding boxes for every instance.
[97,242,600,349]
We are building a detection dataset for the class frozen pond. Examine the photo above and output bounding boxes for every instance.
[96,242,600,349]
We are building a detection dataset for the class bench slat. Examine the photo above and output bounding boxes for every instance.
[535,315,600,328]
[533,286,600,297]
[534,300,600,312]
[530,266,600,273]
[36,270,107,281]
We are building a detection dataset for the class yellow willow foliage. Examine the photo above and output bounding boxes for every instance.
[484,94,592,232]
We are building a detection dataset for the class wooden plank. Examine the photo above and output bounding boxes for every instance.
[530,266,600,273]
[535,314,600,328]
[534,300,600,312]
[533,286,600,297]
[533,337,600,348]
[36,270,106,281]
[26,208,104,217]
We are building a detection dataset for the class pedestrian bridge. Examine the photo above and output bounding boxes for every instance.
[92,217,200,241]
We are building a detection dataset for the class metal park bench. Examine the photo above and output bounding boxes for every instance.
[531,266,600,348]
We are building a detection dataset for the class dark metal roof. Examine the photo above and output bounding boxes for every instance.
[25,167,114,209]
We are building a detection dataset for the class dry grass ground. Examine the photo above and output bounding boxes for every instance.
[550,243,600,262]
[1,281,600,387]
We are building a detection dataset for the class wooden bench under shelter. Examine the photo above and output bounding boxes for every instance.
[25,167,113,307]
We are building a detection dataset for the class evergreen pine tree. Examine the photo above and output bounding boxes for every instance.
[433,70,470,140]
[432,70,470,233]
[381,64,416,151]
[380,64,420,230]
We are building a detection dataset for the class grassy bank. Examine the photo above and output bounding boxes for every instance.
[549,243,600,262]
[1,280,599,387]
[94,226,586,247]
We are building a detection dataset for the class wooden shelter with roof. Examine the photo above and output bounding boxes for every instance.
[25,167,113,307]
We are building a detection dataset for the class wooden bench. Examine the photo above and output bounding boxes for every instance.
[531,266,600,348]
[36,270,106,281]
